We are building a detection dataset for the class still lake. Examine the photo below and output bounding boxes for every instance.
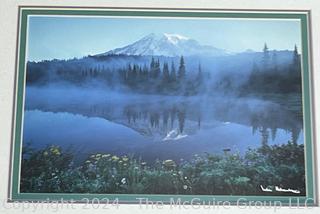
[22,86,304,163]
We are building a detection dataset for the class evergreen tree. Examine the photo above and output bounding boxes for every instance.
[150,57,155,69]
[93,67,98,77]
[293,44,301,70]
[262,43,270,70]
[178,56,186,80]
[162,62,170,82]
[290,44,301,86]
[170,61,176,82]
[150,57,160,78]
[150,57,156,78]
[125,64,132,84]
[142,64,148,80]
[196,63,204,93]
[154,59,161,78]
[197,63,203,83]
[132,64,138,80]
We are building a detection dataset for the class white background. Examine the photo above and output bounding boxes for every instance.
[0,0,319,213]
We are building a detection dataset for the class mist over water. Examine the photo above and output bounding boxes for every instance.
[22,85,303,163]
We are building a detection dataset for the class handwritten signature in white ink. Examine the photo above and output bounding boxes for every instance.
[260,185,300,194]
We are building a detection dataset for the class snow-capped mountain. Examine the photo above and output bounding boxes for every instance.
[99,33,228,57]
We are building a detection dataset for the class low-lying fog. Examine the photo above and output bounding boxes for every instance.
[22,84,304,163]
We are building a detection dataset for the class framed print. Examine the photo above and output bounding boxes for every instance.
[9,6,317,206]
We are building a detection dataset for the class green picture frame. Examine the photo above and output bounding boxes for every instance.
[9,7,317,206]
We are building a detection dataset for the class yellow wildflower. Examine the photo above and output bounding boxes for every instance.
[163,159,176,168]
[51,147,61,156]
[102,154,110,158]
[111,156,120,161]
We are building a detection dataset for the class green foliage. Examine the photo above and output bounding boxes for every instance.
[242,44,302,94]
[27,56,207,96]
[21,145,73,192]
[21,142,305,195]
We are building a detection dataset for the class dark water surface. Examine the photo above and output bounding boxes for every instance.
[22,86,304,163]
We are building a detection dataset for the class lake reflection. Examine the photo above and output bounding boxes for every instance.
[23,86,304,163]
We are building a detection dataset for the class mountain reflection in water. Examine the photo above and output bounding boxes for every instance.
[23,86,303,163]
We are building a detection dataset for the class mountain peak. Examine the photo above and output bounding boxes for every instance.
[100,33,227,57]
[144,33,188,40]
[163,33,189,44]
[139,33,189,45]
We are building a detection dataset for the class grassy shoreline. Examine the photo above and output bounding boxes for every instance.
[21,141,305,196]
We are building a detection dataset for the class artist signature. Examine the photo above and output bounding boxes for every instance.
[260,185,300,194]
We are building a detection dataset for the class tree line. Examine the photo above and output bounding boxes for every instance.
[113,56,204,95]
[27,56,205,95]
[26,44,302,96]
[242,44,302,94]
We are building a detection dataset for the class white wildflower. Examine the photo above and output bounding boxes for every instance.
[121,178,126,184]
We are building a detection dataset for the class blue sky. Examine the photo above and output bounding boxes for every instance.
[27,16,302,62]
